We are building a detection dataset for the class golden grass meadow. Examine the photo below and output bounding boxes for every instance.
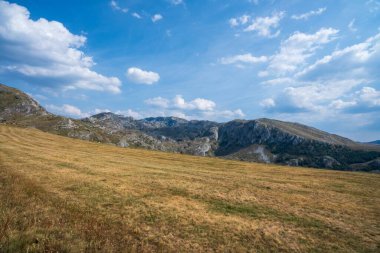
[0,125,379,252]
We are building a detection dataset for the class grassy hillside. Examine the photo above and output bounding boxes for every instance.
[0,125,379,252]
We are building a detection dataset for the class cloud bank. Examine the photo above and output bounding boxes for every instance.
[0,0,122,93]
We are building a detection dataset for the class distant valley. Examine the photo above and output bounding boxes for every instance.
[1,83,379,172]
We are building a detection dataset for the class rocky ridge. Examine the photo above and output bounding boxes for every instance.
[1,83,379,171]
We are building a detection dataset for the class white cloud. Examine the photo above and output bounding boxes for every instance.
[298,33,380,81]
[132,12,142,19]
[260,98,276,108]
[282,81,353,111]
[126,67,160,85]
[219,54,268,65]
[358,87,380,106]
[144,95,216,111]
[291,7,326,20]
[145,95,216,111]
[258,71,269,77]
[110,0,128,13]
[152,14,163,22]
[191,98,217,111]
[260,31,380,126]
[170,0,184,5]
[348,19,358,32]
[261,78,294,86]
[267,79,365,113]
[244,12,285,38]
[173,95,216,111]
[61,104,83,116]
[329,100,357,110]
[229,15,250,27]
[116,109,142,119]
[94,108,111,114]
[229,18,239,27]
[267,28,339,75]
[0,1,121,94]
[145,97,170,108]
[46,104,87,117]
[328,87,380,111]
[126,95,245,121]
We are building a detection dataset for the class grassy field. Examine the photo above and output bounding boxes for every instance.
[0,125,379,252]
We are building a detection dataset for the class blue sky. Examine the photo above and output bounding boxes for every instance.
[0,0,379,141]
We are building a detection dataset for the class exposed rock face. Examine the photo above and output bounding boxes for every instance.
[0,84,48,121]
[1,83,380,172]
[322,156,341,169]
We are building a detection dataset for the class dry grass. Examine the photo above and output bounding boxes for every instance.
[0,125,379,252]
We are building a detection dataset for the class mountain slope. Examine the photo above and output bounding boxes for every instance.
[1,125,379,252]
[1,83,379,171]
[0,84,47,120]
[217,119,380,170]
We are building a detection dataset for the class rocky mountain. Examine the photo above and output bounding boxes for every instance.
[368,140,380,145]
[1,83,380,171]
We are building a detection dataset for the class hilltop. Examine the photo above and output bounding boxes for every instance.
[0,125,379,252]
[1,83,380,171]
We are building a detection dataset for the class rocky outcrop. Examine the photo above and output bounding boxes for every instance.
[0,84,48,121]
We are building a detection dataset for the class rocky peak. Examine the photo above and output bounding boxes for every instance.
[140,117,189,128]
[85,112,137,132]
[0,84,48,121]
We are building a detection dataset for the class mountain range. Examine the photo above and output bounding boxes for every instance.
[1,83,379,172]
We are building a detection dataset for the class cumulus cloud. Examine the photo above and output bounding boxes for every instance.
[256,29,379,139]
[259,98,276,108]
[267,28,339,75]
[297,33,380,81]
[152,14,163,22]
[261,31,380,119]
[264,79,366,113]
[219,54,268,65]
[143,95,244,120]
[329,100,357,110]
[173,95,216,111]
[328,86,380,113]
[46,104,88,117]
[291,7,326,20]
[126,67,160,85]
[0,1,121,93]
[145,95,215,111]
[357,87,380,107]
[244,12,285,38]
[110,0,128,13]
